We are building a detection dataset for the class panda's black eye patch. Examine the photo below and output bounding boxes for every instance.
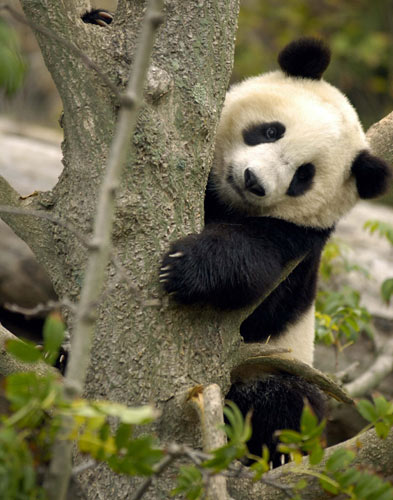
[287,163,315,197]
[242,121,285,146]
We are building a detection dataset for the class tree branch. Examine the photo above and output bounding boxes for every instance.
[0,176,21,207]
[0,323,57,377]
[228,427,393,499]
[231,353,354,405]
[0,3,120,99]
[344,337,393,397]
[43,2,164,499]
[189,384,230,500]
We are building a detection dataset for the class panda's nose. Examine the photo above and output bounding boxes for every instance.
[244,168,265,196]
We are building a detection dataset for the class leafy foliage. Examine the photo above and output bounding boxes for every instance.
[0,18,25,95]
[171,466,204,500]
[277,404,393,500]
[364,220,393,246]
[315,237,375,351]
[6,312,66,368]
[321,447,393,499]
[202,401,251,472]
[0,426,45,500]
[316,286,372,350]
[277,403,326,465]
[357,395,393,439]
[364,220,393,304]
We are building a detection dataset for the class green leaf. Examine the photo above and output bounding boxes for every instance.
[325,448,355,473]
[203,442,246,472]
[250,458,269,480]
[319,476,339,495]
[357,399,378,423]
[68,401,158,425]
[277,429,302,444]
[223,401,251,443]
[171,466,203,499]
[309,443,324,465]
[300,404,318,435]
[43,312,65,365]
[375,421,390,439]
[115,423,133,449]
[381,279,393,305]
[373,395,392,416]
[295,479,308,490]
[6,339,42,363]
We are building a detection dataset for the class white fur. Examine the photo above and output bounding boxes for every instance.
[213,70,368,229]
[266,305,316,366]
[212,69,369,365]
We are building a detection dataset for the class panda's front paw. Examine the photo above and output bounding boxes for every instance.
[82,9,113,27]
[160,237,200,304]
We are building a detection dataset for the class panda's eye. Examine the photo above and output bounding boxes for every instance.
[243,121,285,146]
[265,126,277,140]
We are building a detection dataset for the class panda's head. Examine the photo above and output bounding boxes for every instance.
[212,38,392,228]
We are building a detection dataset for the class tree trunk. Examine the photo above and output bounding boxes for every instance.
[3,2,393,499]
[6,1,240,497]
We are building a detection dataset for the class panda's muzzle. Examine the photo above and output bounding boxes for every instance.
[244,168,266,197]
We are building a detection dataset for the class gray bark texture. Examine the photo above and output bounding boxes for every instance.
[2,1,392,499]
[9,1,244,498]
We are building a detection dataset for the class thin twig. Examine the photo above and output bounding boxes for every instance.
[0,3,121,99]
[260,477,293,498]
[4,299,76,316]
[0,205,139,299]
[130,453,178,500]
[0,205,89,247]
[72,459,97,476]
[43,2,164,499]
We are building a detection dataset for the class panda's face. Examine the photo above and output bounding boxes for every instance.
[213,72,369,228]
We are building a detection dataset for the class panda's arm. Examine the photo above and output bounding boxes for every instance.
[160,219,330,309]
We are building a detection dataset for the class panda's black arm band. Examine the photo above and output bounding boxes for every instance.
[160,218,331,309]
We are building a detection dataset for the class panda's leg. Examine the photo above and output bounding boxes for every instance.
[225,374,325,467]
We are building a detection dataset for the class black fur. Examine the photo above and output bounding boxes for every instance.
[243,121,286,146]
[160,172,332,464]
[278,38,331,80]
[82,9,113,26]
[162,174,332,327]
[240,244,327,342]
[225,374,325,467]
[351,150,392,199]
[286,163,316,197]
[161,215,331,311]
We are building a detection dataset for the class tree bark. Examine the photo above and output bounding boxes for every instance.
[3,2,393,499]
[10,1,240,497]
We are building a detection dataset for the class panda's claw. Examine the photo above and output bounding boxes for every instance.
[159,272,170,278]
[82,9,113,26]
[98,11,113,22]
[96,18,110,28]
[169,251,184,258]
[161,265,171,271]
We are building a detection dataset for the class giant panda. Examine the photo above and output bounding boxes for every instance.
[160,38,392,466]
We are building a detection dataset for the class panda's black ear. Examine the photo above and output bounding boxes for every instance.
[351,150,392,199]
[278,38,331,80]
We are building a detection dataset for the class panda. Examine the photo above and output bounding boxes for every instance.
[160,38,392,466]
